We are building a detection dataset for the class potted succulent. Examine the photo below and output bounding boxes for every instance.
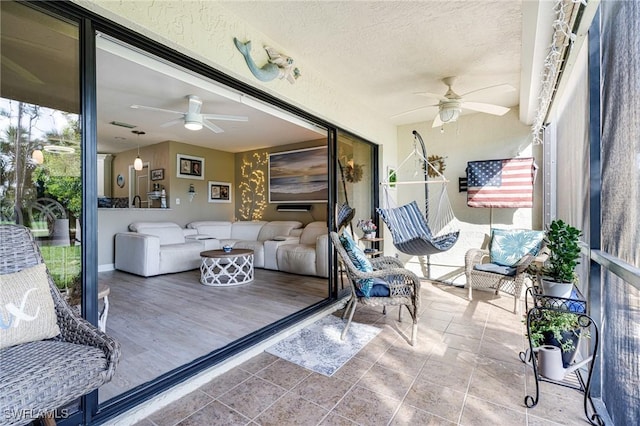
[540,219,582,299]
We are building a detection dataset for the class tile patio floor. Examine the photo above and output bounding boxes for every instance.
[134,281,590,425]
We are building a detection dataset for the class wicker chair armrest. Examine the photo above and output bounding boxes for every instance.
[370,256,404,269]
[465,248,490,274]
[52,290,120,381]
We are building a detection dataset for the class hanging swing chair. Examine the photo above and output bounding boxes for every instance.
[377,130,460,256]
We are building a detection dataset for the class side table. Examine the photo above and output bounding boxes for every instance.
[360,236,383,257]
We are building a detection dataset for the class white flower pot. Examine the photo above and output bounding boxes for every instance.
[364,232,376,239]
[540,278,574,299]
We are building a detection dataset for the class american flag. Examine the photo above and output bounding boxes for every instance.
[466,158,537,208]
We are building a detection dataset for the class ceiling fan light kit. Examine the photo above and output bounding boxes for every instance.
[438,101,462,123]
[184,112,203,131]
[130,94,248,134]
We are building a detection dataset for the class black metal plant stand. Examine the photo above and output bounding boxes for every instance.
[519,286,603,426]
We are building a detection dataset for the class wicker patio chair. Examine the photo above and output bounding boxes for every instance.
[330,231,421,345]
[465,239,548,314]
[0,224,120,426]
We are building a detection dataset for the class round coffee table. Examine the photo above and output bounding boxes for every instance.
[200,249,254,286]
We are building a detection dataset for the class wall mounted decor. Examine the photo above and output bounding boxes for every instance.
[150,169,164,181]
[116,174,125,188]
[208,181,232,203]
[176,154,205,180]
[269,146,328,203]
[233,37,301,84]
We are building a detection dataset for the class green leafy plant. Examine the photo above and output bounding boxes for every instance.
[542,219,582,283]
[528,310,588,353]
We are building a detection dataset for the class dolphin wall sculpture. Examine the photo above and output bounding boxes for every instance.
[233,37,301,84]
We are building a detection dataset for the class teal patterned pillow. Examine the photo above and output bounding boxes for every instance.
[339,232,374,297]
[490,229,544,267]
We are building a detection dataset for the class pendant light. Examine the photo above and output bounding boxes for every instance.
[131,130,145,171]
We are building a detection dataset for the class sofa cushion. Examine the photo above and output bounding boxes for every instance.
[158,242,204,274]
[490,228,545,267]
[355,277,390,297]
[276,244,318,276]
[129,222,186,245]
[231,221,267,240]
[473,263,517,276]
[187,221,233,239]
[300,221,327,245]
[0,264,60,349]
[257,221,303,241]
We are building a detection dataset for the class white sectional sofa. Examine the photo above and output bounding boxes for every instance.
[275,221,329,278]
[186,220,303,268]
[114,221,219,277]
[114,220,328,278]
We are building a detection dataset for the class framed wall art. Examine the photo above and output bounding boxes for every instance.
[150,168,164,181]
[268,146,328,203]
[208,181,232,203]
[176,154,205,180]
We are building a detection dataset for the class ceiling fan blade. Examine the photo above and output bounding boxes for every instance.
[187,95,203,114]
[414,91,448,102]
[202,113,248,122]
[432,114,444,128]
[130,104,183,115]
[2,55,44,84]
[462,102,510,116]
[460,83,516,99]
[202,120,225,133]
[390,104,438,119]
[160,118,183,128]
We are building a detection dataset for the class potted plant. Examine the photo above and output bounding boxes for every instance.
[540,219,582,299]
[528,309,590,370]
[357,219,377,239]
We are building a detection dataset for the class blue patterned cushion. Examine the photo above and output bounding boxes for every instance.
[490,229,544,267]
[339,232,374,297]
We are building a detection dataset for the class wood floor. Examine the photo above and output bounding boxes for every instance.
[98,268,328,402]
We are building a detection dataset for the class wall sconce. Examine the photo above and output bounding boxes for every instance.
[188,184,197,202]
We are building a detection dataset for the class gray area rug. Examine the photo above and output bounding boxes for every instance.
[266,315,381,376]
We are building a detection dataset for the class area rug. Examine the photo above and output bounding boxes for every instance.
[266,315,381,376]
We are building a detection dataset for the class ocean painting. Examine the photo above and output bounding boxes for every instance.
[269,146,328,203]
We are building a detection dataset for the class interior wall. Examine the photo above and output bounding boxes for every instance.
[395,109,542,284]
[234,139,328,225]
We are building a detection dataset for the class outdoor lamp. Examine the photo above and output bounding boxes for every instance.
[32,147,44,164]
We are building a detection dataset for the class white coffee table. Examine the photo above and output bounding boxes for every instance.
[199,248,254,286]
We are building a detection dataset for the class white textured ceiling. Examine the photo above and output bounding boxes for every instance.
[218,0,524,126]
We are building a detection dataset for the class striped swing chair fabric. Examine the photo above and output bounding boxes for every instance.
[377,201,459,256]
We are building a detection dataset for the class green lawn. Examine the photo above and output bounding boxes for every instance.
[40,245,81,289]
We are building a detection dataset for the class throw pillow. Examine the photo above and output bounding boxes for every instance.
[339,231,374,297]
[0,263,61,349]
[490,228,545,267]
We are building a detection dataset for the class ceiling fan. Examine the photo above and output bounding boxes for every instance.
[397,77,514,128]
[130,95,248,133]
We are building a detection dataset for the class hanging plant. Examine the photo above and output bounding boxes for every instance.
[427,155,446,178]
[345,160,363,183]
